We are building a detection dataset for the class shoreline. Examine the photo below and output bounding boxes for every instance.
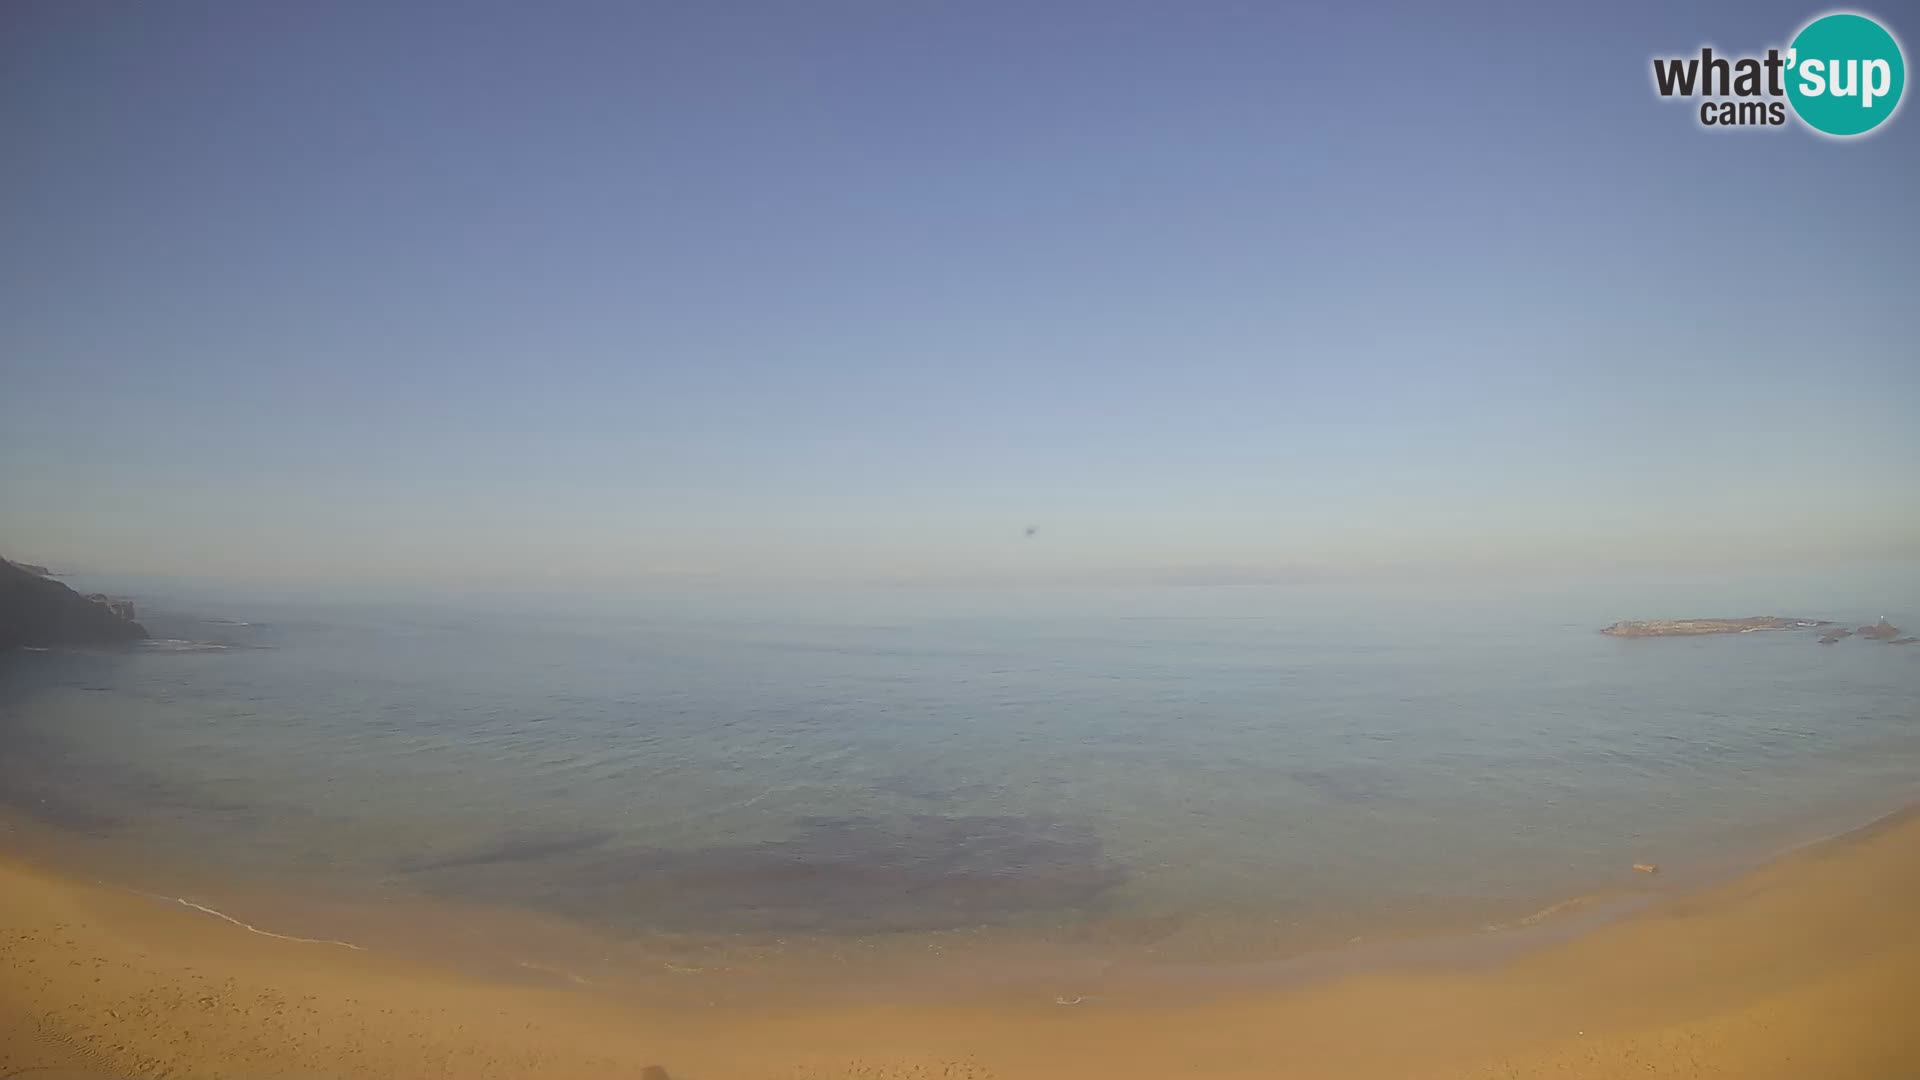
[0,809,1813,1009]
[4,777,1914,1006]
[5,804,1918,1078]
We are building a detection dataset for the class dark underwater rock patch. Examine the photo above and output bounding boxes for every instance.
[397,828,616,873]
[405,813,1125,934]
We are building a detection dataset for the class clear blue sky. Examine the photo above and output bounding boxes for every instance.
[3,1,1915,585]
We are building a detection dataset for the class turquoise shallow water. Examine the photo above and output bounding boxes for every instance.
[3,565,1917,960]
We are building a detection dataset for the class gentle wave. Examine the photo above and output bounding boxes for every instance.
[141,639,232,652]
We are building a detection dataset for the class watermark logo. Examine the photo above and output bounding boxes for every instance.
[1651,10,1905,137]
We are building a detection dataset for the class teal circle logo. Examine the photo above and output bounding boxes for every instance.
[1786,13,1905,136]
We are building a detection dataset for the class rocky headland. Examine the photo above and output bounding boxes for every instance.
[1600,617,1830,637]
[0,557,148,649]
[1601,615,1908,648]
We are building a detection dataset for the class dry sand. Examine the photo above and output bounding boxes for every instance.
[4,809,1917,1080]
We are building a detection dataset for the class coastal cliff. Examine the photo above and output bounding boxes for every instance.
[0,557,148,649]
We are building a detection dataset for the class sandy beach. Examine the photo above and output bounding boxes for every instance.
[4,808,1917,1080]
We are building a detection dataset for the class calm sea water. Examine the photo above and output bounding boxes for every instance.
[3,565,1917,975]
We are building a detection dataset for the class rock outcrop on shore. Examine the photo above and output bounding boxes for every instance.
[0,557,148,649]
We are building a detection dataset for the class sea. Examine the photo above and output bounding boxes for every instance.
[3,563,1917,1000]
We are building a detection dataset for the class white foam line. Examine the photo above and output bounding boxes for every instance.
[733,786,778,811]
[134,889,366,950]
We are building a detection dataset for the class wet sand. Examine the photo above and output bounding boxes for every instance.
[3,809,1917,1080]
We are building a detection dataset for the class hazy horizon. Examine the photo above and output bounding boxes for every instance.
[5,0,1916,587]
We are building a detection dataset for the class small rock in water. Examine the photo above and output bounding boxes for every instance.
[1632,863,1660,875]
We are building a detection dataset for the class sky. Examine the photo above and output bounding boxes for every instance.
[2,0,1916,587]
